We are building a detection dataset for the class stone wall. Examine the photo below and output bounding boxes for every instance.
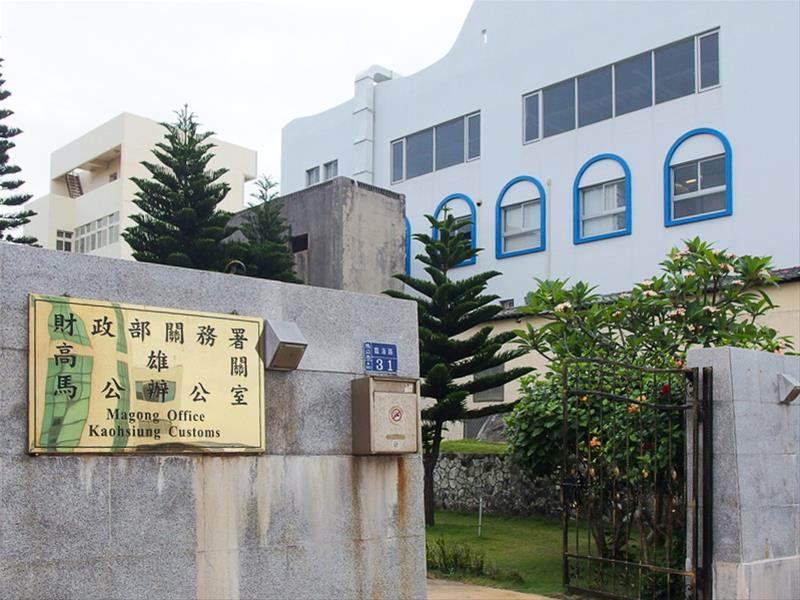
[687,347,800,600]
[0,243,425,600]
[433,453,560,517]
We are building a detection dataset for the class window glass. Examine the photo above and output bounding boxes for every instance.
[615,52,652,115]
[503,200,540,252]
[673,163,699,195]
[324,160,338,180]
[435,118,465,170]
[578,66,612,126]
[524,93,539,142]
[580,180,626,238]
[305,167,319,187]
[543,79,575,137]
[391,141,404,182]
[673,192,726,219]
[406,128,433,179]
[467,113,481,159]
[700,33,719,89]
[473,365,505,403]
[700,156,724,188]
[655,38,695,103]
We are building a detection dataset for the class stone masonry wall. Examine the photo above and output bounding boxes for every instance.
[0,243,425,600]
[434,453,560,517]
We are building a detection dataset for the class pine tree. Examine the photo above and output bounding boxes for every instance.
[123,105,231,270]
[0,58,37,245]
[385,212,533,525]
[225,175,301,283]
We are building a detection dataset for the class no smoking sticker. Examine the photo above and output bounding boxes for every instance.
[389,406,404,423]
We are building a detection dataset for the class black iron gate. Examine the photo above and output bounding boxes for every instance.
[561,358,713,599]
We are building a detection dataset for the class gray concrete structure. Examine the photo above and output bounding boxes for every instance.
[0,243,425,600]
[688,347,800,600]
[229,177,406,295]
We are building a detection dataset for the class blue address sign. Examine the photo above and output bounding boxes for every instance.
[363,342,398,373]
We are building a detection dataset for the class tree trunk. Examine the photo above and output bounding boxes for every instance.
[423,420,444,527]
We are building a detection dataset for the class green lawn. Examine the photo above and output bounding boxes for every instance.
[426,510,564,596]
[439,439,508,454]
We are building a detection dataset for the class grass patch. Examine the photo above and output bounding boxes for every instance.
[439,439,508,454]
[427,510,563,596]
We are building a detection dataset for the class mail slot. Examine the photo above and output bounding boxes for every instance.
[351,376,420,454]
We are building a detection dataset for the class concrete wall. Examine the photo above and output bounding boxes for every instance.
[0,243,426,600]
[687,347,800,600]
[266,177,406,295]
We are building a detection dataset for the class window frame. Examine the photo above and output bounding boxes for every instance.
[663,128,732,227]
[323,160,338,180]
[390,112,481,183]
[432,193,478,268]
[573,153,632,245]
[495,175,547,259]
[472,364,505,404]
[501,199,541,255]
[305,166,320,187]
[522,90,542,144]
[697,29,721,92]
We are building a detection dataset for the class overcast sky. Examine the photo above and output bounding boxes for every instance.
[0,0,474,199]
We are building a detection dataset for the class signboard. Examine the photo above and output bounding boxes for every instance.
[28,294,265,454]
[363,342,398,373]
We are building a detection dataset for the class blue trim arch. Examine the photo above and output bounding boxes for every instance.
[495,175,547,259]
[432,193,478,267]
[573,153,632,245]
[663,128,733,227]
[403,216,412,275]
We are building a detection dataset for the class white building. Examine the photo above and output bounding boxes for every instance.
[25,112,257,258]
[281,0,800,305]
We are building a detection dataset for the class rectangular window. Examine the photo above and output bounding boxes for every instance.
[323,160,338,180]
[671,155,726,219]
[523,92,540,143]
[73,211,119,253]
[454,216,472,247]
[473,365,505,403]
[305,166,320,187]
[614,52,652,116]
[291,233,309,253]
[391,140,404,183]
[55,230,72,252]
[405,128,433,179]
[502,200,541,252]
[578,66,612,127]
[580,180,626,238]
[393,112,480,182]
[435,117,465,170]
[655,37,695,103]
[699,31,719,89]
[467,113,481,159]
[543,79,575,137]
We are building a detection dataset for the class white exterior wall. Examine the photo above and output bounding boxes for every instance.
[27,112,257,260]
[281,0,800,302]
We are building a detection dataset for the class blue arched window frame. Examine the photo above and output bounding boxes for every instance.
[495,175,547,259]
[432,193,477,268]
[404,216,412,275]
[573,153,632,245]
[664,128,733,227]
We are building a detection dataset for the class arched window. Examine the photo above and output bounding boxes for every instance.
[432,193,477,267]
[495,176,546,259]
[664,128,732,226]
[573,153,632,244]
[404,216,412,275]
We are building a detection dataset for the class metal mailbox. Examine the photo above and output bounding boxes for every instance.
[351,376,420,454]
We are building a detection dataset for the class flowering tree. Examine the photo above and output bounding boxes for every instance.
[505,238,794,563]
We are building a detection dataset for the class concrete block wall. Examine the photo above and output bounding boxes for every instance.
[687,347,800,600]
[0,243,425,600]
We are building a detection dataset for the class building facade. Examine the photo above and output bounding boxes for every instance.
[25,112,257,258]
[281,0,800,306]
